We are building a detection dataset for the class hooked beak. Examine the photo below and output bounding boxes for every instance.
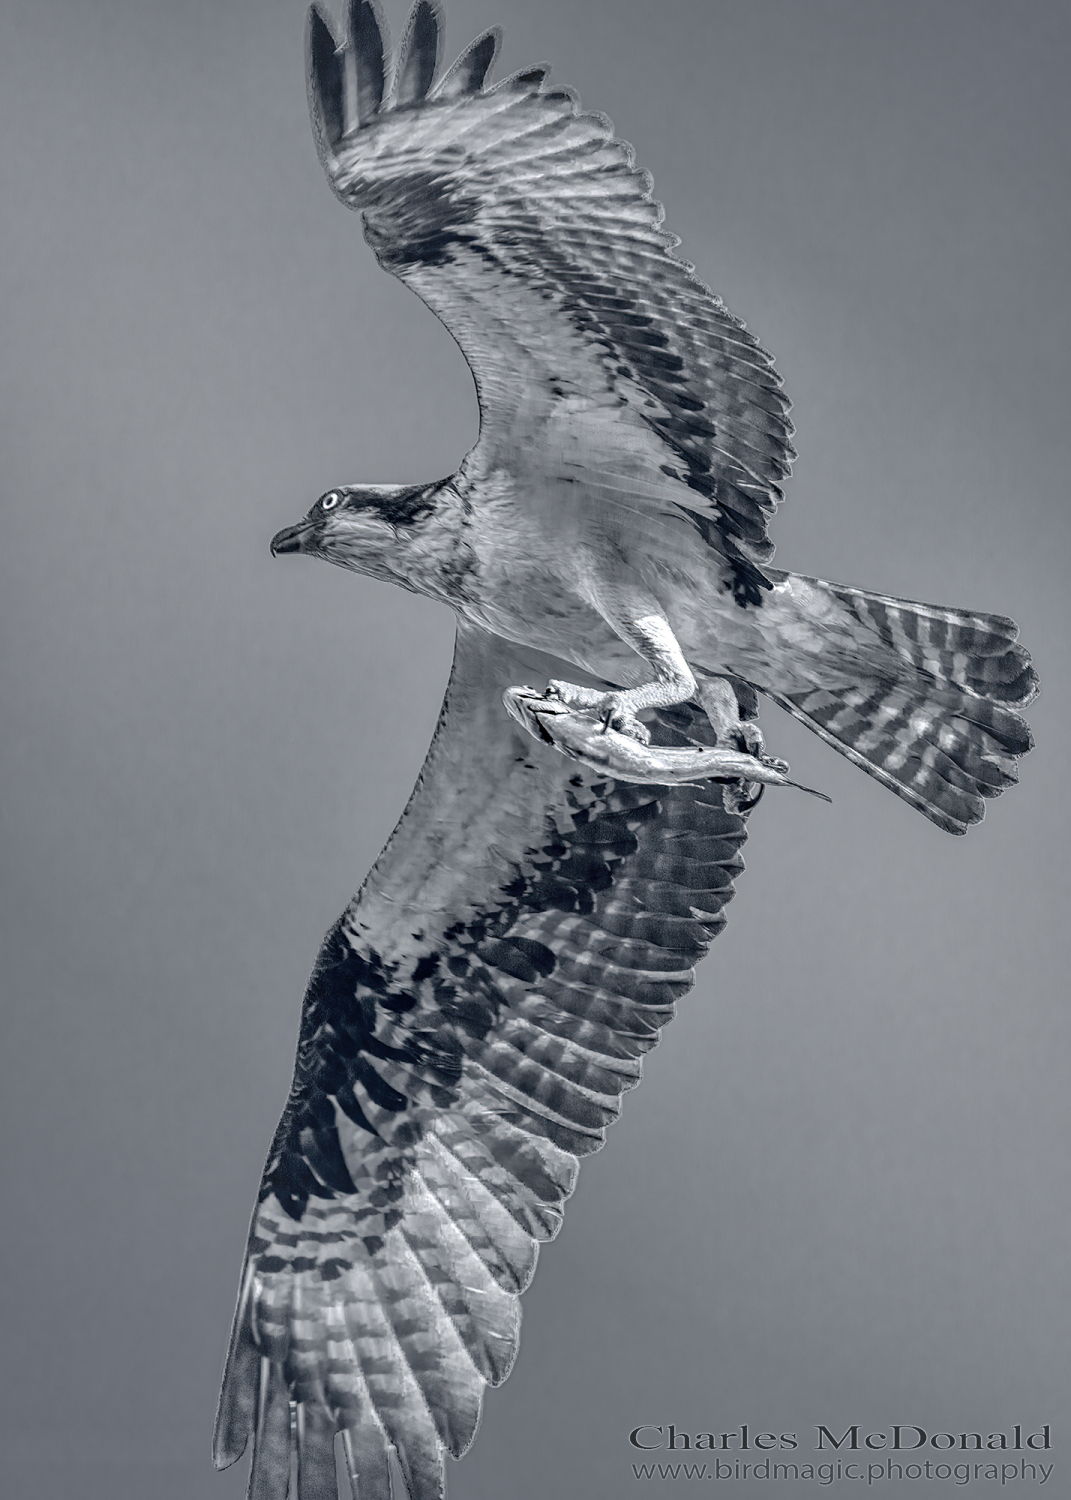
[270,521,313,556]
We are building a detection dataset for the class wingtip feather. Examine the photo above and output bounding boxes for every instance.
[340,1420,393,1499]
[212,1358,256,1469]
[213,1267,260,1469]
[350,0,388,122]
[393,0,444,107]
[247,1360,296,1500]
[433,26,501,99]
[306,4,346,158]
[296,1402,342,1497]
[492,62,551,95]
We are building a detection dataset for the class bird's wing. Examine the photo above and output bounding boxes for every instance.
[308,0,794,573]
[215,620,751,1500]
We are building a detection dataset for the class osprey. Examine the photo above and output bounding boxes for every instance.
[215,4,1037,1497]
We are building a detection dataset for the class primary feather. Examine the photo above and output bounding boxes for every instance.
[294,0,1034,838]
[219,5,1037,1498]
[215,627,750,1498]
[308,0,793,579]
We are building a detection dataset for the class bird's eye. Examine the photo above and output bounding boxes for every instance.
[321,491,342,512]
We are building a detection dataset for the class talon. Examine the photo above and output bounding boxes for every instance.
[504,681,826,805]
[725,781,765,814]
[739,721,765,758]
[608,710,650,745]
[716,718,764,757]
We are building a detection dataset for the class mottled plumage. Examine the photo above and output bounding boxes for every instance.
[217,4,1037,1497]
[216,628,749,1498]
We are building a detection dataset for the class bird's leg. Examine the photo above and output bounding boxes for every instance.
[547,612,697,745]
[697,674,767,758]
[503,686,830,803]
[505,599,821,799]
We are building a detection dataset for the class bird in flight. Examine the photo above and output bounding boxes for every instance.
[214,3,1037,1497]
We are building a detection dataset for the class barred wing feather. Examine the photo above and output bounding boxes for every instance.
[214,621,751,1498]
[307,0,793,571]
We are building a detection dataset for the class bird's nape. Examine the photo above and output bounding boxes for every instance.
[219,2,1039,1497]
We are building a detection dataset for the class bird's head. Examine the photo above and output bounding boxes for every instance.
[270,483,437,584]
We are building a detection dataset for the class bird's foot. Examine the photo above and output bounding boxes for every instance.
[733,718,766,758]
[546,679,651,744]
[503,685,829,806]
[698,674,765,756]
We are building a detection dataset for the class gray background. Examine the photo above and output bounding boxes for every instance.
[1,0,1068,1496]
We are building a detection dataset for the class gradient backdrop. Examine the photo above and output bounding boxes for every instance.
[2,1,1068,1496]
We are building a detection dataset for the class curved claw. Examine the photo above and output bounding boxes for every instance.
[736,720,766,758]
[603,708,650,744]
[503,684,573,746]
[503,686,831,803]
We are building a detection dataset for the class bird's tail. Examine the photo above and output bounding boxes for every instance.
[755,575,1038,834]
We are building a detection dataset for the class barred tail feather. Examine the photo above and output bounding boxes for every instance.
[761,579,1037,835]
[818,580,1038,708]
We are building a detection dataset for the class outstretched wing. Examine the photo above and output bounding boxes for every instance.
[215,621,752,1499]
[307,0,793,574]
